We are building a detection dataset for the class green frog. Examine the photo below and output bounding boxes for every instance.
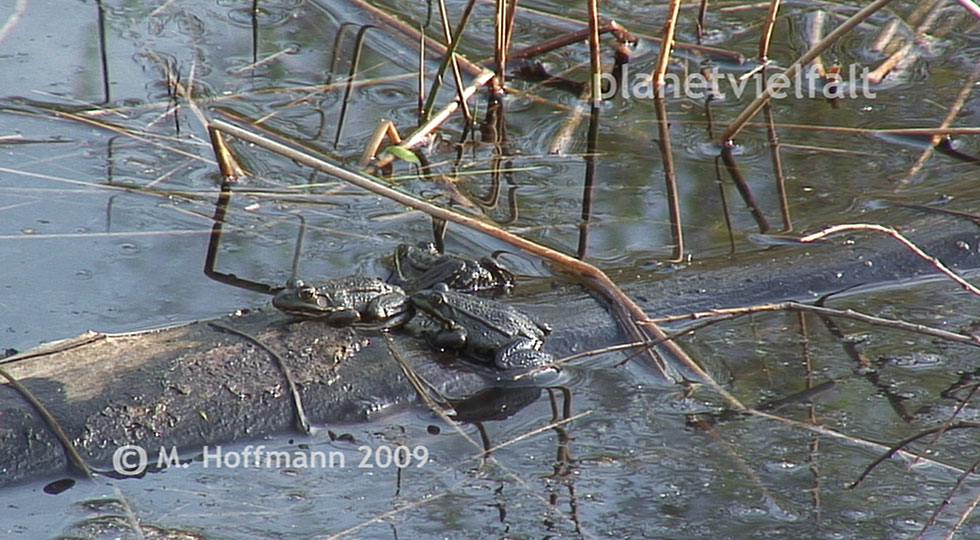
[394,243,515,293]
[272,275,411,328]
[409,284,553,370]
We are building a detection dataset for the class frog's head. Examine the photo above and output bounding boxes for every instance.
[410,283,455,314]
[273,279,338,317]
[395,242,441,271]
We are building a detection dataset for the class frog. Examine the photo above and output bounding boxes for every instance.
[409,283,553,371]
[393,242,515,293]
[272,275,411,329]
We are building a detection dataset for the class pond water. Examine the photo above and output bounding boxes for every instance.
[1,0,978,538]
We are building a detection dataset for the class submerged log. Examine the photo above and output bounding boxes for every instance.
[2,212,978,486]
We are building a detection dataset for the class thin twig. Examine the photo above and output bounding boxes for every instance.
[208,321,314,435]
[0,366,94,478]
[382,334,455,415]
[914,453,980,540]
[911,383,980,469]
[849,422,980,488]
[798,223,980,297]
[648,301,980,347]
[0,0,28,46]
[946,485,980,540]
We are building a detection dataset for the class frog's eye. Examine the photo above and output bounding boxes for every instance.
[298,286,317,302]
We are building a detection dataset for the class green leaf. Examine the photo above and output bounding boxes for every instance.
[384,146,421,165]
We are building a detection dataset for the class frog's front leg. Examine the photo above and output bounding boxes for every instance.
[364,293,412,328]
[322,308,362,326]
[493,339,553,370]
[434,322,468,350]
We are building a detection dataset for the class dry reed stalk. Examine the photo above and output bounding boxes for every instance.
[434,0,474,124]
[764,104,792,232]
[493,0,508,91]
[358,119,402,167]
[586,0,602,103]
[649,0,685,261]
[652,0,682,89]
[870,18,902,53]
[757,0,790,231]
[508,20,635,60]
[418,28,426,119]
[758,0,780,60]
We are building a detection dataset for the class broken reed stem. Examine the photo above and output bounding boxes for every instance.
[717,0,897,143]
[208,126,245,179]
[494,0,505,89]
[758,0,780,60]
[806,10,828,76]
[359,119,401,167]
[208,119,744,406]
[652,0,682,88]
[586,0,602,103]
[946,481,980,540]
[509,20,635,61]
[798,223,980,297]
